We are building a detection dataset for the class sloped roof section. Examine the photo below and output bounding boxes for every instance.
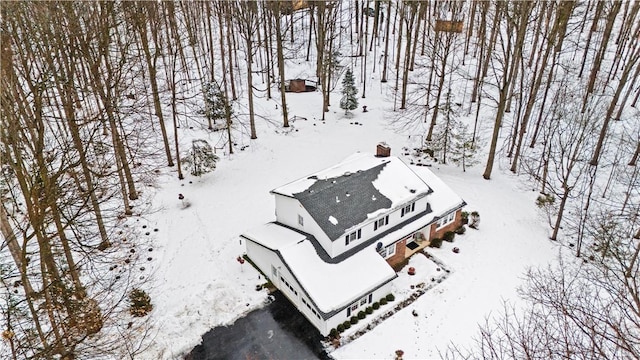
[293,163,392,241]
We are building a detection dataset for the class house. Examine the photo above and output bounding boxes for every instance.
[242,144,466,336]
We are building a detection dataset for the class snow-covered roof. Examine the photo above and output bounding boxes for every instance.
[243,222,396,315]
[271,153,433,241]
[242,222,307,250]
[279,238,396,314]
[411,166,465,218]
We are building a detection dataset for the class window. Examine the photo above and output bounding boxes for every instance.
[437,212,455,228]
[401,202,416,217]
[373,215,389,231]
[378,243,396,258]
[344,229,362,245]
[359,296,367,306]
[298,215,304,226]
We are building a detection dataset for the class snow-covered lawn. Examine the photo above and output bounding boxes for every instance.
[138,72,559,359]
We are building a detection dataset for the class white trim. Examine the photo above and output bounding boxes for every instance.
[437,211,455,229]
[377,243,396,259]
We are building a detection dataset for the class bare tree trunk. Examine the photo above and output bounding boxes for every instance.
[131,4,174,167]
[577,1,604,78]
[584,1,621,98]
[273,1,289,127]
[400,4,417,109]
[380,0,392,83]
[590,41,640,165]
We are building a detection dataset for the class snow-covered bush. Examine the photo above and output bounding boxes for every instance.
[469,211,480,229]
[182,139,219,176]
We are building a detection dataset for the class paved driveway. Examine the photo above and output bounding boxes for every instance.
[186,291,332,360]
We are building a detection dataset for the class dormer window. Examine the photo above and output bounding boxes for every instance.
[373,215,389,231]
[345,229,362,245]
[400,202,416,217]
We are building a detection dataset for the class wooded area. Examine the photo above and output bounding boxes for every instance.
[0,1,638,359]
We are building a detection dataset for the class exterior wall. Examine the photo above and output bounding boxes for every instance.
[429,209,462,240]
[246,239,397,336]
[324,281,394,333]
[385,239,408,268]
[333,196,431,257]
[245,239,327,333]
[273,194,333,254]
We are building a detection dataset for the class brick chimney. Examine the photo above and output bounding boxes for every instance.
[376,143,391,157]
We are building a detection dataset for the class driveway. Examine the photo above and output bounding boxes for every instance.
[185,291,332,360]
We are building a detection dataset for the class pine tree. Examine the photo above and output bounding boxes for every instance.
[202,81,232,128]
[340,68,358,114]
[182,140,220,176]
[450,123,480,172]
[425,91,457,163]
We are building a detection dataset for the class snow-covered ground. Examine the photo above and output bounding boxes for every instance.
[139,54,559,358]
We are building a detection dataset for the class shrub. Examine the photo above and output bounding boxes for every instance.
[443,231,455,242]
[455,226,466,235]
[357,311,366,320]
[329,328,338,337]
[343,321,351,329]
[380,298,388,305]
[337,324,345,333]
[429,238,443,248]
[350,316,359,325]
[535,194,555,208]
[372,302,380,310]
[386,293,395,302]
[129,288,153,317]
[365,306,373,314]
[469,211,481,229]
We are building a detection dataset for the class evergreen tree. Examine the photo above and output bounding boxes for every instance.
[340,69,358,114]
[450,123,480,171]
[425,91,457,163]
[202,81,232,128]
[182,140,220,176]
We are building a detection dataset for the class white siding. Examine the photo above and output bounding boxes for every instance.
[273,194,334,256]
[333,196,431,257]
[246,239,397,336]
[324,282,394,332]
[245,239,327,334]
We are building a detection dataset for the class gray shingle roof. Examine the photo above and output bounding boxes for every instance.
[293,162,392,241]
